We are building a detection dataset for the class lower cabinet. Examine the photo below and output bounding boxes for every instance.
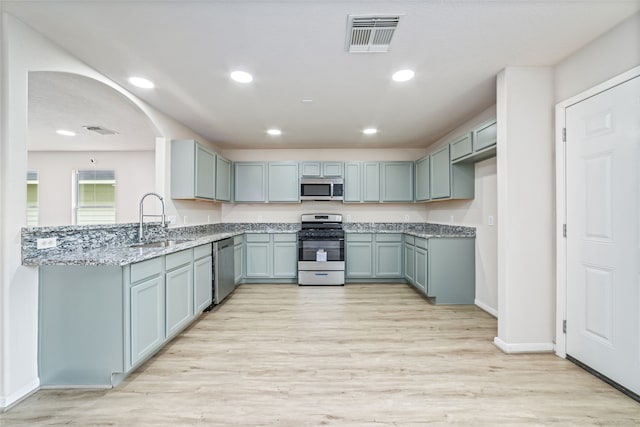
[346,233,403,280]
[243,233,297,282]
[233,235,244,284]
[38,243,213,387]
[404,235,475,304]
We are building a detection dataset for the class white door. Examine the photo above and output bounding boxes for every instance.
[565,75,640,395]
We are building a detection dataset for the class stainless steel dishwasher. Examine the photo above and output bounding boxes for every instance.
[214,238,235,304]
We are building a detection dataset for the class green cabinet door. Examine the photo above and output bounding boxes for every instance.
[300,162,322,177]
[273,240,298,278]
[322,162,343,177]
[344,162,362,202]
[130,275,165,367]
[234,240,244,284]
[245,234,272,277]
[474,120,497,151]
[215,155,232,202]
[165,263,193,338]
[363,162,380,202]
[346,234,374,278]
[381,162,413,202]
[194,255,212,313]
[404,242,415,284]
[268,162,299,202]
[195,145,216,199]
[450,133,473,161]
[374,234,403,277]
[414,246,428,292]
[415,156,430,201]
[430,145,451,199]
[235,162,267,202]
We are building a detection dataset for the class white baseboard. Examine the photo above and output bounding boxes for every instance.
[474,299,498,317]
[493,337,555,354]
[0,378,40,412]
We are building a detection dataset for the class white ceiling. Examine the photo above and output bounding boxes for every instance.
[8,0,640,150]
[28,72,157,151]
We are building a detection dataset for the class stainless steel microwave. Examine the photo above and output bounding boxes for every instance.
[300,178,344,201]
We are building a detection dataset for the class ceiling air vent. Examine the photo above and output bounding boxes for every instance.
[82,125,119,136]
[346,15,400,53]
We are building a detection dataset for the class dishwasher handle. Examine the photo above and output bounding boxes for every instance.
[217,238,234,250]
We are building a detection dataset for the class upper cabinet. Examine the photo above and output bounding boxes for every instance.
[171,139,232,202]
[171,140,215,200]
[344,161,413,203]
[215,155,232,202]
[452,120,497,164]
[300,161,343,178]
[414,156,430,202]
[235,162,300,203]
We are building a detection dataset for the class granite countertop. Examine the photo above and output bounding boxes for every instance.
[23,222,474,267]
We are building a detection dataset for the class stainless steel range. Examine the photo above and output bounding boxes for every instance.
[297,214,345,285]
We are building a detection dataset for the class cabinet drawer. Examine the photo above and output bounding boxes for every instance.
[451,133,473,161]
[233,235,244,245]
[194,243,212,259]
[375,233,403,242]
[347,233,373,242]
[166,249,193,270]
[130,257,163,284]
[404,235,415,245]
[273,233,297,242]
[245,233,270,243]
[415,237,428,250]
[474,121,497,151]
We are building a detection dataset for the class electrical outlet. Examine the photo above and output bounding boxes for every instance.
[37,237,57,249]
[183,216,187,224]
[346,215,352,222]
[488,215,495,226]
[404,214,410,222]
[450,215,454,223]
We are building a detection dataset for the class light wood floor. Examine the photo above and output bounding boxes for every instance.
[2,284,639,426]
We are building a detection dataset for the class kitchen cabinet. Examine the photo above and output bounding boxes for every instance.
[193,244,213,313]
[171,139,216,200]
[344,162,412,203]
[430,145,474,201]
[244,233,298,282]
[268,162,300,202]
[165,249,194,339]
[300,161,343,177]
[403,235,415,284]
[403,235,475,304]
[233,235,244,284]
[381,162,414,202]
[450,133,473,161]
[451,120,497,164]
[38,244,212,387]
[414,156,430,202]
[215,155,232,202]
[234,162,267,202]
[346,233,403,279]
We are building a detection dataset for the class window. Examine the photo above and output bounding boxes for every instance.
[75,170,116,225]
[27,171,39,226]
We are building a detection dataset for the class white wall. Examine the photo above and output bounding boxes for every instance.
[421,106,498,316]
[28,151,155,226]
[220,148,429,223]
[554,12,640,102]
[495,67,555,353]
[0,13,215,409]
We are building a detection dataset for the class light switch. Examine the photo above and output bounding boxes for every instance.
[488,215,494,226]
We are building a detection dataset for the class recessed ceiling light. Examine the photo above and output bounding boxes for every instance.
[56,129,76,136]
[363,128,378,135]
[392,69,415,82]
[128,76,155,89]
[230,71,253,83]
[267,128,282,136]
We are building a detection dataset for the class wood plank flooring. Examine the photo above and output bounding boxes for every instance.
[2,284,639,426]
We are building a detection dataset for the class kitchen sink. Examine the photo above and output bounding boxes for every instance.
[129,239,193,248]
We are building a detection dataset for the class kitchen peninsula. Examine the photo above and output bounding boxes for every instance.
[24,221,475,388]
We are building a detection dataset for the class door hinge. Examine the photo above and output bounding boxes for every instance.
[563,319,567,334]
[562,127,567,142]
[563,224,567,238]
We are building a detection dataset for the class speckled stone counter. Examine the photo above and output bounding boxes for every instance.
[22,221,473,267]
[22,222,299,267]
[343,222,475,238]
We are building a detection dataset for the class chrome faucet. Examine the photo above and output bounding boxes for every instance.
[138,192,166,242]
